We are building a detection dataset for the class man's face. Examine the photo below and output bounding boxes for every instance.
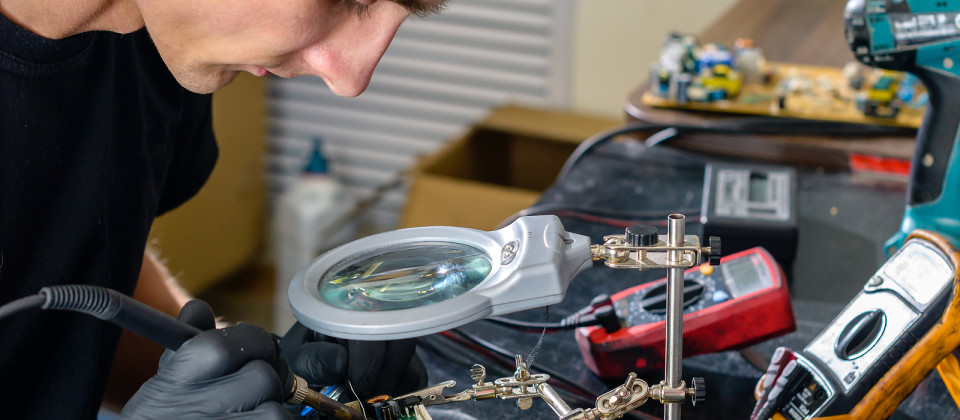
[135,0,446,95]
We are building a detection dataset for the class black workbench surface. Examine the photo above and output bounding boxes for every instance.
[417,141,958,420]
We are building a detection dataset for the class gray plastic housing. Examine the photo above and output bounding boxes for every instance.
[288,216,593,340]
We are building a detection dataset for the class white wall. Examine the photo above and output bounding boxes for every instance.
[571,0,738,118]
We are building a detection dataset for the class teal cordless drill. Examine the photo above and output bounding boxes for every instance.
[846,0,960,252]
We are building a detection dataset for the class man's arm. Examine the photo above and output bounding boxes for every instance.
[102,250,191,409]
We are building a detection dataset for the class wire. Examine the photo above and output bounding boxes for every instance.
[438,330,661,420]
[484,316,587,333]
[496,203,701,229]
[423,331,597,405]
[643,127,680,147]
[439,331,595,401]
[525,306,549,368]
[0,294,44,322]
[550,210,704,229]
[554,117,915,184]
[556,123,670,183]
[423,331,617,410]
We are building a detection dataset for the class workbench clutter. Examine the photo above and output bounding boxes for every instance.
[7,0,960,419]
[745,2,960,418]
[642,34,926,128]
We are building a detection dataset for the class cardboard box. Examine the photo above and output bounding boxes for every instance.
[401,105,620,230]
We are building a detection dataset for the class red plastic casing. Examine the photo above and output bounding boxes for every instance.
[575,247,796,379]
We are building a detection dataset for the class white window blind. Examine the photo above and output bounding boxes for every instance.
[267,0,574,231]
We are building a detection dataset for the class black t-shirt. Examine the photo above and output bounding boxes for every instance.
[0,13,218,420]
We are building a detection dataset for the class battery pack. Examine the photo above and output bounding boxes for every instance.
[701,162,798,275]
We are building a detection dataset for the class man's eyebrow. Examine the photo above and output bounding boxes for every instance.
[390,0,449,16]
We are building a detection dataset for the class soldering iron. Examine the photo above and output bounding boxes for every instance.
[0,285,362,420]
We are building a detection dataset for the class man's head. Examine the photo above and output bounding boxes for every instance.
[133,0,447,95]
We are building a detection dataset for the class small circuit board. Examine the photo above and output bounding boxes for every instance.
[641,33,926,128]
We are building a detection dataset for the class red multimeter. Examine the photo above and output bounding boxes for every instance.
[576,246,796,378]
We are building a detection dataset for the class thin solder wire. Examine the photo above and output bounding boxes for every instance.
[525,306,549,369]
[346,380,367,420]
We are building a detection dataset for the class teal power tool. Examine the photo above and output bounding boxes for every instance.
[845,0,960,252]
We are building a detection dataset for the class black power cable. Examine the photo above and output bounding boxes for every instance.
[0,295,45,322]
[505,117,896,232]
[496,203,702,229]
[554,117,914,184]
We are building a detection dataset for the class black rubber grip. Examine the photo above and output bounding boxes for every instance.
[907,68,960,205]
[39,285,202,351]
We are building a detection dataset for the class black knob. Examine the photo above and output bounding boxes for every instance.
[594,305,621,333]
[835,310,885,360]
[625,225,658,246]
[690,377,706,406]
[709,236,722,266]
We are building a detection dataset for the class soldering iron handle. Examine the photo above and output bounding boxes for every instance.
[38,285,364,420]
[39,285,201,350]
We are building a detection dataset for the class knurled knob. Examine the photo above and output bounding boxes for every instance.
[287,375,309,405]
[690,377,706,406]
[625,225,658,246]
[708,236,722,266]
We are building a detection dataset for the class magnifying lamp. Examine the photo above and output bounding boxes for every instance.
[288,216,593,340]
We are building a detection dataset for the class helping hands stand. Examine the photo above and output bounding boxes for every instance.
[351,214,718,420]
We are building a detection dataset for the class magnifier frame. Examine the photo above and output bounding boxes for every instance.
[288,216,591,340]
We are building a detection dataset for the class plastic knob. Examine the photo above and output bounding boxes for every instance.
[625,225,658,246]
[690,377,706,406]
[709,236,722,266]
[594,305,622,333]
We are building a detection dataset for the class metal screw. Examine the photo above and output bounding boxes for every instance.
[501,241,519,265]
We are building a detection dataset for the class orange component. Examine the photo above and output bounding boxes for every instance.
[699,264,715,276]
[366,395,391,404]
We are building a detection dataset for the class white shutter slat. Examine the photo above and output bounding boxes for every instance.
[267,0,572,232]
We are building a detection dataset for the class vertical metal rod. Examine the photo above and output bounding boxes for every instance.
[536,383,574,417]
[665,214,685,420]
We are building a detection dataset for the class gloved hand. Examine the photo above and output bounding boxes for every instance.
[122,300,292,420]
[280,322,428,400]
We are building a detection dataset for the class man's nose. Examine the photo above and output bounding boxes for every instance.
[301,12,407,97]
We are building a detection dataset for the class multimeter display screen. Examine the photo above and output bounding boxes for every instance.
[724,256,767,297]
[748,173,769,202]
[883,241,953,306]
[318,242,493,312]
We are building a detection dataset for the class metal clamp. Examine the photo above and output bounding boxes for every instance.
[592,234,714,270]
[595,373,651,416]
[392,380,474,407]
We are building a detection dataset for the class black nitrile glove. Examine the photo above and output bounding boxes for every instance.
[122,300,292,420]
[280,322,428,400]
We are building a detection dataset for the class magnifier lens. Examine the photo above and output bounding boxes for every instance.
[319,242,493,311]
